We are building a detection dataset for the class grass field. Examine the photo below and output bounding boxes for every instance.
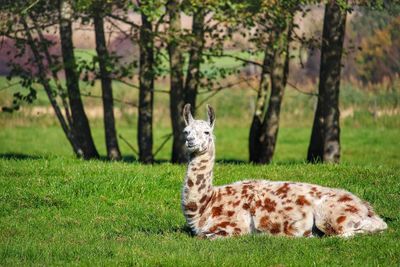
[1,67,400,265]
[1,124,399,266]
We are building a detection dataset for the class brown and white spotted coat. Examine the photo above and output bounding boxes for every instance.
[181,104,387,239]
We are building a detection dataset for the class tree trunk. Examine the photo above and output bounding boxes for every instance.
[167,0,186,163]
[137,12,154,164]
[249,48,270,163]
[21,18,81,156]
[31,17,73,128]
[93,13,122,161]
[184,8,205,114]
[58,0,99,159]
[249,19,291,164]
[258,22,291,164]
[307,0,347,163]
[307,101,324,162]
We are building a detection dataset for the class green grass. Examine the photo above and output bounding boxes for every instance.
[0,159,399,266]
[0,125,399,266]
[0,126,399,166]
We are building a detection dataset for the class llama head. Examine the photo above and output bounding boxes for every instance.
[182,103,215,154]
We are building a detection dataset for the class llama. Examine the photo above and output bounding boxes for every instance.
[181,104,387,239]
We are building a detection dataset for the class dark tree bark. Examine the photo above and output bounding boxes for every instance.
[249,48,270,163]
[258,24,291,164]
[58,0,99,159]
[167,0,186,163]
[137,12,155,164]
[184,8,205,114]
[249,20,291,164]
[93,12,122,161]
[307,0,347,163]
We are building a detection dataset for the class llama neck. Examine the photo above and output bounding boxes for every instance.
[182,142,215,218]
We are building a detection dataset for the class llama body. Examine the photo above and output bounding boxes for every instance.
[181,104,387,238]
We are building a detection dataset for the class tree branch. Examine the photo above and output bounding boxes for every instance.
[105,17,132,39]
[0,33,28,42]
[30,15,73,126]
[196,76,257,108]
[21,0,40,14]
[80,92,138,107]
[118,134,139,157]
[113,78,169,93]
[153,133,173,158]
[20,16,81,155]
[107,13,140,29]
[203,52,263,67]
[154,12,167,34]
[287,82,318,96]
[198,76,257,95]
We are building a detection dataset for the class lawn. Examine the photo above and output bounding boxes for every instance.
[1,67,400,265]
[0,125,399,266]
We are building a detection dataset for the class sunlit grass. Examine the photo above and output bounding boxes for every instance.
[0,153,399,265]
[1,117,399,265]
[0,126,399,167]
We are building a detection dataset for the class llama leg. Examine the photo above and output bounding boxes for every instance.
[205,214,252,238]
[286,211,315,237]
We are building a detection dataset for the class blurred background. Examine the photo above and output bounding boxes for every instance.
[0,0,399,165]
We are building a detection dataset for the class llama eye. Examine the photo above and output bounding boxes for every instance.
[183,130,189,135]
[204,131,210,135]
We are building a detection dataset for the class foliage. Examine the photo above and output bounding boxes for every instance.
[0,1,61,112]
[356,16,400,84]
[351,2,400,36]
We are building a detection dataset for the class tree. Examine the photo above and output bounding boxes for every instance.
[92,1,122,161]
[248,2,294,164]
[58,0,99,159]
[138,4,155,163]
[167,0,187,163]
[19,16,82,156]
[254,20,291,164]
[184,5,205,112]
[103,1,214,163]
[1,0,99,159]
[167,0,210,163]
[307,0,348,163]
[98,1,157,163]
[249,47,270,163]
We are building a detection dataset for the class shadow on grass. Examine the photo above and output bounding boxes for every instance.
[0,153,308,167]
[216,159,247,164]
[216,159,308,165]
[382,216,397,223]
[273,159,308,165]
[119,156,248,165]
[135,225,194,237]
[171,225,194,236]
[104,157,308,166]
[0,153,46,160]
[120,156,170,164]
[98,155,138,163]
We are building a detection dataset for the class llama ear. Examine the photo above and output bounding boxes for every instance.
[206,104,215,129]
[183,103,194,126]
